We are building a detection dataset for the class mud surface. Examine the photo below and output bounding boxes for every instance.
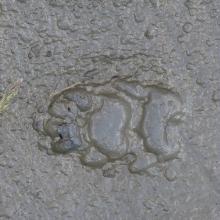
[0,0,220,219]
[34,77,184,175]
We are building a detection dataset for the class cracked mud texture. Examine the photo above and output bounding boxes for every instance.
[0,0,220,219]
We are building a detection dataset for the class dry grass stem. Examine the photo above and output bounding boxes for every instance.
[0,79,22,114]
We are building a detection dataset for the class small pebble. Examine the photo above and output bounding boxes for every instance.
[182,22,193,33]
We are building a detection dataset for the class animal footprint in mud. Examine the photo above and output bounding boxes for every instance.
[33,76,184,176]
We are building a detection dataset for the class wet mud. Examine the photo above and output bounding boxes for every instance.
[1,0,220,219]
[33,76,184,175]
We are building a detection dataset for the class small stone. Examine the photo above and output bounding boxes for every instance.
[164,166,177,181]
[182,22,193,33]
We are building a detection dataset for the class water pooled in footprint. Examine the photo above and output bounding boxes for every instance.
[33,77,184,176]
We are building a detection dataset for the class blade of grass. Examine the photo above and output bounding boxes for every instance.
[0,79,22,114]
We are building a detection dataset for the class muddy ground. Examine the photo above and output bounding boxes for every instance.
[0,0,220,219]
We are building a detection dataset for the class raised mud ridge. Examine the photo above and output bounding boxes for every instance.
[33,76,184,175]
